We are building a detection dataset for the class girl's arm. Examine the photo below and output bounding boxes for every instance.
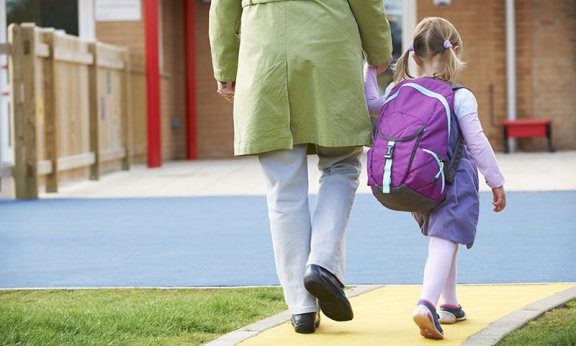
[455,92,507,212]
[455,89,505,189]
[363,64,388,116]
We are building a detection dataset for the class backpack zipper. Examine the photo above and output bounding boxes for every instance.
[422,149,446,193]
[378,125,426,142]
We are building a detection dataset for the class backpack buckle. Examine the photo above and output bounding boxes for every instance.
[385,142,395,158]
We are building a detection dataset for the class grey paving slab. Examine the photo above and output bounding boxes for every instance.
[19,151,575,200]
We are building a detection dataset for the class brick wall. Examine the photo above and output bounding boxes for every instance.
[418,0,576,151]
[168,0,188,159]
[417,0,507,151]
[515,0,535,151]
[194,1,235,158]
[96,0,188,161]
[95,20,145,55]
[95,0,575,160]
[520,0,576,150]
[160,0,187,159]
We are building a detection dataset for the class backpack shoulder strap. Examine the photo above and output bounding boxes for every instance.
[444,83,468,184]
[445,135,464,184]
[449,82,468,91]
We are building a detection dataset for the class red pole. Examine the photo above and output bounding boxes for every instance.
[144,0,162,167]
[184,0,198,160]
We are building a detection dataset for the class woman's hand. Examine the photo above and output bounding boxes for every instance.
[373,56,393,75]
[492,186,506,213]
[217,81,235,103]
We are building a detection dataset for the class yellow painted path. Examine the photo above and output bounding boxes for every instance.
[240,284,574,345]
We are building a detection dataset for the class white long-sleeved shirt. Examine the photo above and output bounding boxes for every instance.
[364,65,505,189]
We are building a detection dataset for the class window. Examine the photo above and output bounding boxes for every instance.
[380,0,403,89]
[7,0,79,35]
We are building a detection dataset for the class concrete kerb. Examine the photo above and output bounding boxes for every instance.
[205,285,382,346]
[462,285,576,346]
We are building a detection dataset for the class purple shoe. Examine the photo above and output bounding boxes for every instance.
[413,299,444,339]
[439,304,467,324]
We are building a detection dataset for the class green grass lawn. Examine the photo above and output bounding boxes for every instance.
[498,299,576,346]
[0,288,286,346]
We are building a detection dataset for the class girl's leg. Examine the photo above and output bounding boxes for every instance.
[420,236,458,306]
[441,245,460,307]
[258,145,317,314]
[414,236,458,339]
[307,145,362,283]
[437,245,466,324]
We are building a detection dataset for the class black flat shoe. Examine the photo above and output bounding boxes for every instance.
[303,264,353,321]
[291,312,320,333]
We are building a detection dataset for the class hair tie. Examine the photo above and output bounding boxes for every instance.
[407,43,414,52]
[443,40,453,49]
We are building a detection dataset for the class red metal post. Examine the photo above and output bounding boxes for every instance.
[144,0,162,167]
[184,0,198,160]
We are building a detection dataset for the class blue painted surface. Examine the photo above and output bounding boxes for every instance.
[0,192,575,288]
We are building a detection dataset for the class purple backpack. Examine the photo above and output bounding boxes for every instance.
[367,78,464,213]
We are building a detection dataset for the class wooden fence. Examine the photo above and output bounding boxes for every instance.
[8,23,146,199]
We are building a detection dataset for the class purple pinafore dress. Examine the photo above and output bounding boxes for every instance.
[412,96,480,249]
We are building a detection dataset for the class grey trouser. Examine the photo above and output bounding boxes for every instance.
[258,144,362,313]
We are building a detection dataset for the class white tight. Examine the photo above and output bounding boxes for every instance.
[420,236,460,307]
[258,144,362,314]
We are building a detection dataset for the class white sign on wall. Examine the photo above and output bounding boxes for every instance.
[95,0,142,22]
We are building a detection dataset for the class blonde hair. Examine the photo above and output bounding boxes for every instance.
[393,17,466,83]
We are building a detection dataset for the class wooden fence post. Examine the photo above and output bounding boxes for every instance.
[41,28,59,193]
[10,24,38,199]
[122,49,132,170]
[88,42,100,180]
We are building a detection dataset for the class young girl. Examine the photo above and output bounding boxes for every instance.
[364,17,507,340]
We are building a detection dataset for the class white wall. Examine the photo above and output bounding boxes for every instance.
[0,0,11,167]
[78,0,96,40]
[402,0,418,76]
[0,0,14,198]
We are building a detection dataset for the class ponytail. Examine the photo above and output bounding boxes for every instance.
[392,49,414,84]
[433,40,466,82]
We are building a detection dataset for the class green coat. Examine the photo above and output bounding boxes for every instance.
[209,0,392,156]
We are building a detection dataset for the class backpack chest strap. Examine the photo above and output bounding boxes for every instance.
[382,141,396,193]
